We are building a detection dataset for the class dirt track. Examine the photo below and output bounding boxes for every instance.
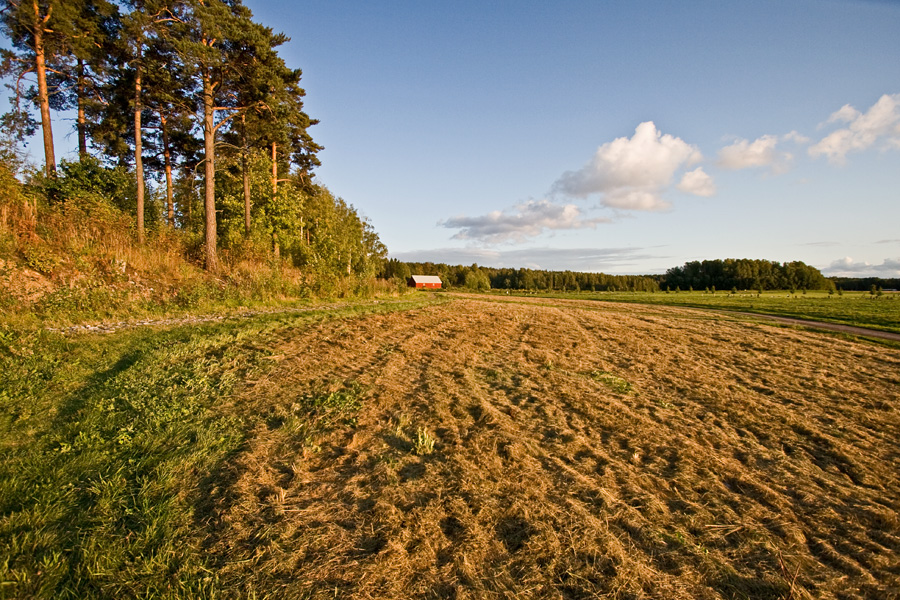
[203,297,900,599]
[730,311,900,342]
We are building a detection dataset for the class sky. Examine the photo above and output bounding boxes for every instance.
[11,0,900,276]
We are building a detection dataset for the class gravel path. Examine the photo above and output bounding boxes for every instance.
[728,311,900,342]
[44,299,414,335]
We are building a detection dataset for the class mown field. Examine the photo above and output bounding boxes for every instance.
[494,289,900,335]
[1,295,899,599]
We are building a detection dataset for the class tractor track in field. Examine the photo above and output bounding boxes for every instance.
[727,311,900,342]
[42,298,422,335]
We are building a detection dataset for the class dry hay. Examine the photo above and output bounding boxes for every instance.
[199,297,900,599]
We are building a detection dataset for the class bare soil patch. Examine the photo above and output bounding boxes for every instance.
[202,297,900,599]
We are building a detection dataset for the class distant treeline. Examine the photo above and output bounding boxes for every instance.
[385,257,894,293]
[663,259,831,291]
[829,277,900,292]
[382,260,660,291]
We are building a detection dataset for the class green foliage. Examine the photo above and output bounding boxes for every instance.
[37,157,159,223]
[464,267,491,290]
[20,241,60,274]
[214,161,387,292]
[294,185,387,292]
[665,258,831,291]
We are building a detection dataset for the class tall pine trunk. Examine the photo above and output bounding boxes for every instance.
[271,141,277,197]
[202,69,218,272]
[134,60,145,243]
[241,115,250,237]
[32,0,55,176]
[161,114,175,227]
[186,167,194,229]
[76,59,87,156]
[76,58,87,158]
[271,141,279,257]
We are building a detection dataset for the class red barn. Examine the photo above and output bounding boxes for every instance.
[409,275,442,289]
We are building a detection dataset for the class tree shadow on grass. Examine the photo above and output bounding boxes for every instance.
[51,348,145,428]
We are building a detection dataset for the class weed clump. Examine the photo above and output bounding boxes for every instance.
[414,427,436,455]
[587,370,633,394]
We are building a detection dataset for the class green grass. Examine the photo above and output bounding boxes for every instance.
[0,294,442,599]
[491,289,900,334]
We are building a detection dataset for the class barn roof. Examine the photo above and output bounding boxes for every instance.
[410,275,442,284]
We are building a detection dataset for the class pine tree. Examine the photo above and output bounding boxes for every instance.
[171,0,292,270]
[0,0,82,175]
[49,0,119,157]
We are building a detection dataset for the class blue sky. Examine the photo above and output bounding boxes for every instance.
[242,0,900,276]
[9,0,900,276]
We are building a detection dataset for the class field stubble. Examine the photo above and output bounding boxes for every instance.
[206,297,900,599]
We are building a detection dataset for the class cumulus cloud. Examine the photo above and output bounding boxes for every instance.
[823,256,900,276]
[809,93,900,164]
[390,246,667,273]
[552,121,707,211]
[716,132,807,173]
[440,199,610,244]
[677,167,716,196]
[782,130,810,144]
[826,104,862,125]
[718,135,778,169]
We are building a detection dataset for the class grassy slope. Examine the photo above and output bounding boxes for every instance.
[0,295,442,599]
[488,289,900,334]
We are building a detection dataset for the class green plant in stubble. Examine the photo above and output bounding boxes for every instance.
[414,427,436,456]
[588,370,633,394]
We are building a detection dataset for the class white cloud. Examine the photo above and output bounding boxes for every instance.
[718,135,779,169]
[782,130,810,144]
[440,199,609,244]
[677,167,716,196]
[826,104,861,125]
[552,121,706,211]
[823,256,900,276]
[827,257,871,273]
[717,134,795,173]
[809,93,900,164]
